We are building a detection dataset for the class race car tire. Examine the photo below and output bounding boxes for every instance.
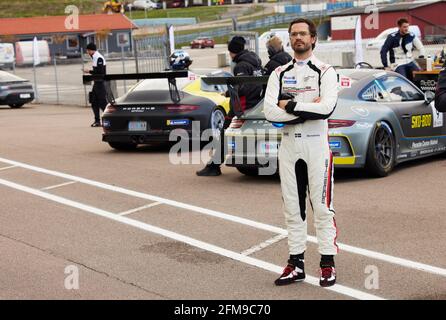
[108,142,138,151]
[365,121,395,177]
[9,103,24,109]
[210,107,226,137]
[236,167,259,176]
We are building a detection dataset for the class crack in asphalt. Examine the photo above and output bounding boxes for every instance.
[0,233,169,299]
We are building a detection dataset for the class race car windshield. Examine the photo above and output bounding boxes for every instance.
[132,78,192,92]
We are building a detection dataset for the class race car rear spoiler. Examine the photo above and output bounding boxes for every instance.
[202,76,270,117]
[82,71,189,104]
[82,71,189,85]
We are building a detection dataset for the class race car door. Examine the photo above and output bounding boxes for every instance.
[378,75,443,135]
[378,75,445,153]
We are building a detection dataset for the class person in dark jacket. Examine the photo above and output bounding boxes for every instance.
[196,36,263,176]
[380,18,425,82]
[264,35,292,76]
[435,62,446,112]
[84,43,107,127]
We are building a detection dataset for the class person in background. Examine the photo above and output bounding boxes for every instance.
[264,35,292,76]
[380,18,425,82]
[196,36,263,176]
[84,43,107,127]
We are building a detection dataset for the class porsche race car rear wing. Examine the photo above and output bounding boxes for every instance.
[82,71,189,104]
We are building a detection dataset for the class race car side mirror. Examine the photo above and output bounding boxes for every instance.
[424,91,435,105]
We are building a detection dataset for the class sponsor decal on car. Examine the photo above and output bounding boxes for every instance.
[329,141,342,149]
[167,119,190,126]
[411,114,432,129]
[411,139,438,149]
[339,76,352,88]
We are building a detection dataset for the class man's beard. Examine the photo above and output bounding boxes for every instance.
[292,42,311,54]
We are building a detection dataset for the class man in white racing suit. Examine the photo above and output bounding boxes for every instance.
[264,18,339,287]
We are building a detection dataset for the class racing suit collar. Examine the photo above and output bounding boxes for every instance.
[292,54,314,66]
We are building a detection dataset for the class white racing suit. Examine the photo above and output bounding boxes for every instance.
[264,55,339,256]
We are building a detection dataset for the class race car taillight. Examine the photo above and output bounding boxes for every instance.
[229,118,245,129]
[104,104,117,114]
[328,119,356,128]
[166,105,199,112]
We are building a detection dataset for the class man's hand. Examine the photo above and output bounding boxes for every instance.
[83,68,90,74]
[384,67,392,71]
[278,100,289,110]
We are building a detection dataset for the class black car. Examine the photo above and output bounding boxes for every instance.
[0,71,34,108]
[101,70,231,150]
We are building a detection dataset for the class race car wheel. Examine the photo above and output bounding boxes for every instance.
[210,108,226,137]
[365,121,395,177]
[108,142,138,151]
[236,167,259,176]
[9,104,24,109]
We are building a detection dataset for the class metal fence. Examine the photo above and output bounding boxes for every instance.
[133,32,170,73]
[175,11,326,45]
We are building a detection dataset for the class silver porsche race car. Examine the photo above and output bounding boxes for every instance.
[225,69,445,177]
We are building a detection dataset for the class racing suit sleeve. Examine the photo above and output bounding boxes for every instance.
[380,35,393,68]
[284,67,338,120]
[413,36,426,58]
[263,69,301,122]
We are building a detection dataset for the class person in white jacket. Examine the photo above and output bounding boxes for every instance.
[264,18,339,287]
[380,18,426,82]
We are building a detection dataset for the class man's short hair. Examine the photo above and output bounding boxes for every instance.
[86,43,97,51]
[397,18,409,27]
[288,18,317,49]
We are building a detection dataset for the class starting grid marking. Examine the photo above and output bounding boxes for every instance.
[41,181,77,191]
[0,157,446,299]
[241,234,288,257]
[0,177,383,301]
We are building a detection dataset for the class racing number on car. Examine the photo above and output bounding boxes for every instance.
[411,114,432,129]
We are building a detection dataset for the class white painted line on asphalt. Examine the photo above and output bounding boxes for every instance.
[0,165,17,171]
[118,202,162,216]
[241,234,288,256]
[41,181,77,191]
[0,156,445,278]
[0,177,384,300]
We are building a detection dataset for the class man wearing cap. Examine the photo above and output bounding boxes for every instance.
[196,36,263,176]
[83,43,107,127]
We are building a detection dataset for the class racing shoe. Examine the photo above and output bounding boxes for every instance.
[319,265,336,287]
[196,164,221,176]
[274,261,305,286]
[91,121,102,127]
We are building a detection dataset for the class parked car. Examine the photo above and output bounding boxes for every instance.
[0,43,15,70]
[366,25,422,50]
[190,37,215,49]
[0,71,34,108]
[101,70,231,150]
[15,40,51,66]
[224,69,445,177]
[132,0,162,10]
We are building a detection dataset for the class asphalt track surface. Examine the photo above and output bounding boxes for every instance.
[0,104,445,300]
